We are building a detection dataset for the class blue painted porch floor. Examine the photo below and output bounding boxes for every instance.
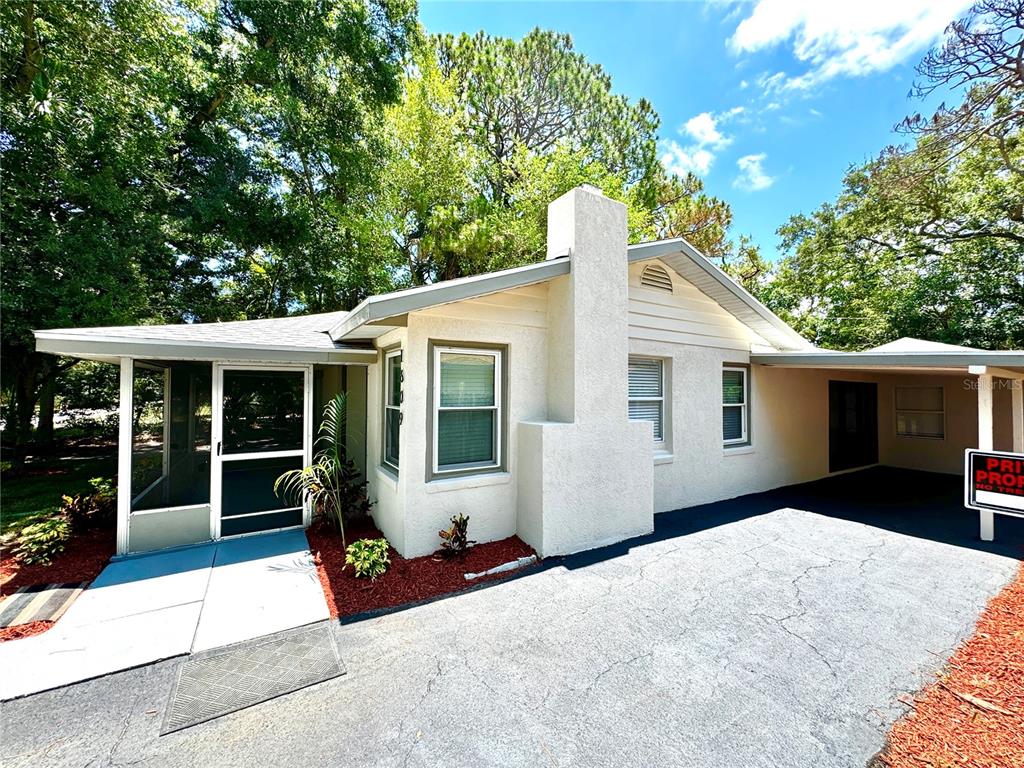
[0,530,328,700]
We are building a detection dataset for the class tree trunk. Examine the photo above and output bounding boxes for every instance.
[36,373,55,453]
[8,356,40,466]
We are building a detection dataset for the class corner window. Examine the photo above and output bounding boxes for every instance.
[383,350,402,470]
[723,366,749,446]
[433,347,502,474]
[895,386,944,439]
[628,356,665,442]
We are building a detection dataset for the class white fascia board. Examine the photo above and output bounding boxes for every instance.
[328,258,570,341]
[627,238,813,351]
[751,350,1024,368]
[34,332,376,365]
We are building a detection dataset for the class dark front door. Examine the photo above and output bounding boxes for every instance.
[829,380,878,473]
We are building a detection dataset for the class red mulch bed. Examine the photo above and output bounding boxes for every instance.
[0,528,114,643]
[875,561,1024,768]
[306,517,536,619]
[0,620,53,643]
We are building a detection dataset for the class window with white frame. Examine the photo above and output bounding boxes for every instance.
[895,386,944,439]
[383,350,402,469]
[628,356,665,442]
[433,346,502,474]
[722,366,749,446]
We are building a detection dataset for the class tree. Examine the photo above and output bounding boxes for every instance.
[435,28,661,207]
[766,0,1023,350]
[378,30,753,285]
[0,0,417,460]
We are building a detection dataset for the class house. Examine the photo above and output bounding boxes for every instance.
[34,186,1024,558]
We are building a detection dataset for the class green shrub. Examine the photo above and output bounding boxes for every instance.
[14,515,71,564]
[438,513,475,557]
[276,393,371,551]
[61,476,116,532]
[344,538,390,580]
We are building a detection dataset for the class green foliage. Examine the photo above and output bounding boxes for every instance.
[379,29,750,285]
[60,476,116,533]
[56,361,117,412]
[765,2,1023,350]
[0,0,417,458]
[344,537,390,580]
[275,393,371,549]
[438,513,474,557]
[0,454,117,536]
[13,515,71,565]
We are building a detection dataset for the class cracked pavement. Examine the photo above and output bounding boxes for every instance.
[2,472,1021,768]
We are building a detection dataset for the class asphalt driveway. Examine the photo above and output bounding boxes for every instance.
[2,469,1021,767]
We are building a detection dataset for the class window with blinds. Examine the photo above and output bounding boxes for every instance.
[895,386,944,439]
[433,347,502,473]
[383,350,402,470]
[723,367,749,446]
[628,356,665,442]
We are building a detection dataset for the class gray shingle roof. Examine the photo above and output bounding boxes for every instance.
[38,311,350,350]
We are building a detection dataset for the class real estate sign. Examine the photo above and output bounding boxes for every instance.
[965,449,1024,518]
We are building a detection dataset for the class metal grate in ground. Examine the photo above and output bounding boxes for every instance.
[162,621,345,734]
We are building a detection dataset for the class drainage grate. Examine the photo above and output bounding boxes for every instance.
[162,622,345,734]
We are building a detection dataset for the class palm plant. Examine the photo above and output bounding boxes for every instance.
[274,393,369,549]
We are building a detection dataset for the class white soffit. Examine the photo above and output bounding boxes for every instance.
[627,238,813,351]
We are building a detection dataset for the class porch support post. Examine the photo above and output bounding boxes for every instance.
[977,373,994,542]
[1013,379,1023,453]
[116,357,133,555]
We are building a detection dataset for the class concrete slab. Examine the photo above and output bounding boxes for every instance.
[191,530,328,652]
[0,602,202,700]
[60,543,215,627]
[0,530,326,699]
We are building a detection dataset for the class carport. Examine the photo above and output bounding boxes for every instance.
[752,338,1024,541]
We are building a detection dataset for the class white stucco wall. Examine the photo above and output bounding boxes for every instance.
[877,373,980,475]
[365,287,550,558]
[366,327,407,553]
[635,343,1010,515]
[516,186,654,557]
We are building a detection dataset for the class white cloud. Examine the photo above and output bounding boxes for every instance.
[733,153,774,191]
[660,107,745,177]
[684,112,731,149]
[729,0,971,91]
[661,140,715,177]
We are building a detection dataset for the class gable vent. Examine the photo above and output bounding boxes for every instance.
[640,264,673,293]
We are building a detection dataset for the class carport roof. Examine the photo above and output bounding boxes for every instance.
[750,337,1024,375]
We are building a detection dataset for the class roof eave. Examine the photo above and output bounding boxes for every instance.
[328,258,571,341]
[750,350,1024,369]
[627,238,813,352]
[34,332,377,365]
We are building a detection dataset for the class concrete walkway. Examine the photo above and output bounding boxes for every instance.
[0,529,328,699]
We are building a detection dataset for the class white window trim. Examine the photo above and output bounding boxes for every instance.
[894,385,946,440]
[723,366,749,446]
[628,355,666,444]
[383,349,402,471]
[432,345,502,475]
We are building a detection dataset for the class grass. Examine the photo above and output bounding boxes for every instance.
[1,452,117,536]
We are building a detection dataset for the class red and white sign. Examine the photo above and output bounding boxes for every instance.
[965,449,1024,518]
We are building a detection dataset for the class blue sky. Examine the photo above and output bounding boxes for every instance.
[420,0,972,260]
